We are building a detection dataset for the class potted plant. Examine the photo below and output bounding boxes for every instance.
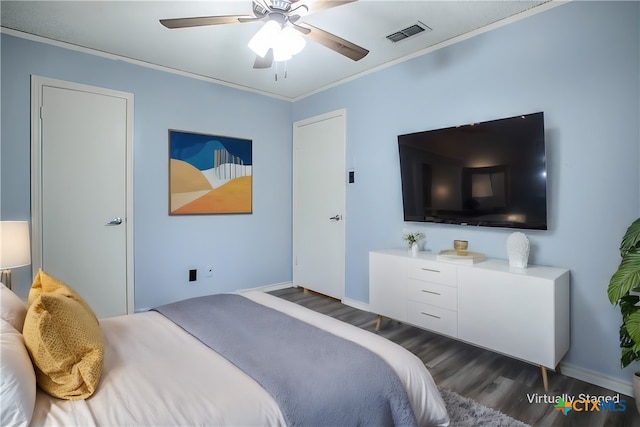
[402,229,425,256]
[607,217,640,410]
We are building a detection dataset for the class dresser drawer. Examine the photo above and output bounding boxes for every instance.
[408,300,457,337]
[407,259,457,286]
[408,279,457,311]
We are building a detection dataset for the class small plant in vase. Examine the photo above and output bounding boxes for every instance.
[402,230,425,256]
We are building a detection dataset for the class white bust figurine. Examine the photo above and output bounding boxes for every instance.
[506,232,530,268]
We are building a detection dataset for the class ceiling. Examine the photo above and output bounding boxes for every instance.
[1,0,559,101]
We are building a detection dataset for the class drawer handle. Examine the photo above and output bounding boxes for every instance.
[421,268,440,273]
[421,290,441,296]
[421,312,441,319]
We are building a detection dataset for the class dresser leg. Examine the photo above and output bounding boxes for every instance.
[541,366,549,392]
[375,315,382,331]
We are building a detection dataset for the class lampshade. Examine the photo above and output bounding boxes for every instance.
[248,20,306,61]
[273,44,293,62]
[0,221,31,269]
[248,20,281,57]
[278,26,305,56]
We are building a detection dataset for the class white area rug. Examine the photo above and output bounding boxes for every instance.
[439,387,531,427]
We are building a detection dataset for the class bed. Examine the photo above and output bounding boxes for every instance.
[1,279,449,427]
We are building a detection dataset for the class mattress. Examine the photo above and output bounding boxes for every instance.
[29,290,449,426]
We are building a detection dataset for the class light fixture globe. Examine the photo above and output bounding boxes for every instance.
[248,12,306,63]
[273,44,293,62]
[280,26,305,56]
[273,26,305,62]
[248,19,281,57]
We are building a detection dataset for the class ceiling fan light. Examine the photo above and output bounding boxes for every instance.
[280,26,306,56]
[248,20,281,57]
[273,44,293,62]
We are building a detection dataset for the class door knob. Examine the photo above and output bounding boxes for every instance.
[329,215,341,221]
[106,217,123,226]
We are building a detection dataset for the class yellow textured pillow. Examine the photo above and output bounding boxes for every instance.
[22,293,104,400]
[28,270,97,322]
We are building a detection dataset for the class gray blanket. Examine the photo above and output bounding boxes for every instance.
[154,294,418,427]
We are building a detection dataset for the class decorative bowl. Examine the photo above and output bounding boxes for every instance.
[453,240,468,255]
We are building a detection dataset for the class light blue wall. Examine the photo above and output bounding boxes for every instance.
[293,1,640,385]
[1,34,294,310]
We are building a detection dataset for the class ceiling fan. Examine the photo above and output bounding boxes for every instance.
[160,0,369,69]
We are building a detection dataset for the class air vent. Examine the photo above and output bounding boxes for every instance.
[386,21,431,43]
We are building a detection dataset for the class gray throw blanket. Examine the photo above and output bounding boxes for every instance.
[154,294,418,427]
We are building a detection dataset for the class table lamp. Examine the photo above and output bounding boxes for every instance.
[0,221,31,290]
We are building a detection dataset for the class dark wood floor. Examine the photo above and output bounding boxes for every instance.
[270,287,640,427]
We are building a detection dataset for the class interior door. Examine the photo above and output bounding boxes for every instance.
[293,110,346,300]
[31,76,134,318]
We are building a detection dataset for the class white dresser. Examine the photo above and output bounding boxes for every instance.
[369,249,570,390]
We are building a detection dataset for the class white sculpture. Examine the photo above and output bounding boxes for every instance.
[507,232,530,268]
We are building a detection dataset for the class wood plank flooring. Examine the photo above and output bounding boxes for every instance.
[270,287,640,427]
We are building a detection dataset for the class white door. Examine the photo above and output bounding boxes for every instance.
[293,110,346,300]
[31,76,134,318]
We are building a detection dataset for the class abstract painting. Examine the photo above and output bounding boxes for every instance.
[169,130,252,215]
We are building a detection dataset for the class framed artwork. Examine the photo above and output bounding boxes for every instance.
[169,130,252,215]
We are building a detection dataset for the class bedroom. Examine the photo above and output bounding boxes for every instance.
[1,0,639,425]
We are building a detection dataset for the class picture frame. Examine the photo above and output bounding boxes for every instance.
[168,129,252,215]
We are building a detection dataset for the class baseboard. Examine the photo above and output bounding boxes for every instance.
[243,281,293,293]
[559,362,633,397]
[341,297,370,312]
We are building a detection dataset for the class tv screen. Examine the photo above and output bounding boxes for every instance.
[398,112,547,230]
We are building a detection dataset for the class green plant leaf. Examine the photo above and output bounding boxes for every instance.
[610,218,640,367]
[621,346,639,368]
[620,324,634,348]
[625,311,640,344]
[620,294,640,318]
[620,218,640,257]
[607,249,640,304]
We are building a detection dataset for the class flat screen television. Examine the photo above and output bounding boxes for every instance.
[398,112,547,230]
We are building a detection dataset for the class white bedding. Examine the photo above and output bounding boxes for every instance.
[29,290,449,426]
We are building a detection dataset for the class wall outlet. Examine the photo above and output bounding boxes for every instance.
[205,266,213,277]
[189,269,197,282]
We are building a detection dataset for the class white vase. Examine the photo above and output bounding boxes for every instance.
[411,242,419,257]
[507,232,529,268]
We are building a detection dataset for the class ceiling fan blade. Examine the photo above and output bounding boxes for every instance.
[291,21,311,34]
[160,15,253,29]
[253,49,274,69]
[238,16,266,24]
[297,23,368,61]
[301,0,357,15]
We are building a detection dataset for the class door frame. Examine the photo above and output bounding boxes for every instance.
[292,108,346,299]
[30,75,135,313]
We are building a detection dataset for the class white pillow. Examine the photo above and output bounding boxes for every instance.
[0,283,27,332]
[0,318,36,427]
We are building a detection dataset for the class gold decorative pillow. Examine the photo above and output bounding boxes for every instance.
[22,293,104,400]
[28,270,97,322]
